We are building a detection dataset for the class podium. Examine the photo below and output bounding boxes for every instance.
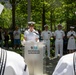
[24,41,45,75]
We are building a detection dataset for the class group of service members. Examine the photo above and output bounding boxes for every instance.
[52,26,76,75]
[24,21,76,59]
[2,21,76,75]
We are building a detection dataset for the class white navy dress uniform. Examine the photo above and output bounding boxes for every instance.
[0,48,29,75]
[52,52,76,75]
[67,26,76,50]
[41,25,52,58]
[54,26,65,57]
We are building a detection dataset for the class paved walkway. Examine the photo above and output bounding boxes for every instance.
[44,57,60,75]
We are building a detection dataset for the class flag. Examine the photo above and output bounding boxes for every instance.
[0,4,4,14]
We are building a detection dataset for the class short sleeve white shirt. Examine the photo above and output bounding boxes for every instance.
[24,29,39,42]
[67,31,76,37]
[54,30,65,39]
[13,30,21,39]
[41,30,52,40]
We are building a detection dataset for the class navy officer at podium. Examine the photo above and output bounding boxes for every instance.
[24,21,39,42]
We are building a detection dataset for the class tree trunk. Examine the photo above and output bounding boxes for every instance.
[50,10,52,31]
[12,0,15,30]
[27,0,31,22]
[42,1,46,30]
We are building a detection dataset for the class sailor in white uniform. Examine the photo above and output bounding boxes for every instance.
[52,52,76,75]
[0,48,29,75]
[24,21,39,42]
[54,24,65,58]
[41,25,52,58]
[67,26,76,53]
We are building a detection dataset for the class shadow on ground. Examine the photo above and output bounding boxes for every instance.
[43,57,60,75]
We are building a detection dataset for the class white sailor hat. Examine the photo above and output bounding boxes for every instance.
[44,24,48,27]
[28,21,35,26]
[70,26,74,29]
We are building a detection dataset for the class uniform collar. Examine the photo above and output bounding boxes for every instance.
[44,30,48,32]
[28,29,35,32]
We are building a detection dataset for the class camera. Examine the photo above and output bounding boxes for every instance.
[71,34,73,36]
